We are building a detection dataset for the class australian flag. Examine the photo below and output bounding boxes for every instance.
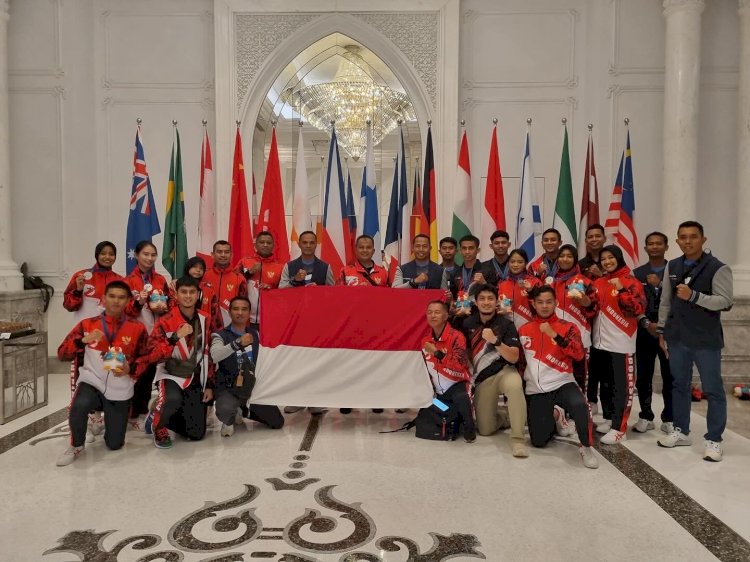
[126,126,160,274]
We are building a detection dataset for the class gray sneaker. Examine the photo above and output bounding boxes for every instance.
[56,445,84,467]
[579,446,599,469]
[632,418,655,433]
[660,421,674,434]
[658,429,692,448]
[703,440,723,462]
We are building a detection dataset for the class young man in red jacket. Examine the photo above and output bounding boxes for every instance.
[421,300,476,442]
[56,280,148,466]
[519,286,598,469]
[236,232,284,328]
[142,276,214,449]
[340,235,389,287]
[201,240,248,328]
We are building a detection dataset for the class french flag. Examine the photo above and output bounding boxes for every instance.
[319,127,348,276]
[253,287,438,408]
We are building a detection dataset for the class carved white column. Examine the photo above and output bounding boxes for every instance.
[736,0,750,295]
[0,0,21,291]
[661,0,705,238]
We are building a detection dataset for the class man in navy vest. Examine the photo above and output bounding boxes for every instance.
[279,231,333,415]
[656,221,733,462]
[393,234,444,289]
[209,296,284,436]
[279,231,335,288]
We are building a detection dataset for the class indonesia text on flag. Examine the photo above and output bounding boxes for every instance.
[126,125,160,274]
[516,128,542,262]
[481,124,506,246]
[605,130,639,269]
[253,287,437,408]
[197,127,215,262]
[578,130,600,256]
[451,129,473,264]
[356,123,381,264]
[290,126,312,259]
[320,127,348,275]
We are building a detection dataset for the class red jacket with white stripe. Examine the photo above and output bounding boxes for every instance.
[236,255,281,324]
[63,266,123,322]
[518,316,584,395]
[421,323,472,394]
[200,266,247,327]
[141,307,214,390]
[551,267,594,348]
[58,314,148,400]
[339,261,390,287]
[497,274,542,329]
[124,268,174,334]
[589,265,646,354]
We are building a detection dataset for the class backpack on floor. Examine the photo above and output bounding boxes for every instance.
[380,398,461,441]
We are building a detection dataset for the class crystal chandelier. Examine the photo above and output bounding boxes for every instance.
[284,45,415,160]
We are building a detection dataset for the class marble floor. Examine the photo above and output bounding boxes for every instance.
[0,375,749,562]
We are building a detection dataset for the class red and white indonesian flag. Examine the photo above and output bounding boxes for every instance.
[253,287,441,408]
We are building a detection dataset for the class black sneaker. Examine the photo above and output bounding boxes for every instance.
[464,430,477,443]
[339,408,352,415]
[371,409,384,414]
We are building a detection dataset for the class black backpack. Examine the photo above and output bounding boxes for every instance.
[381,398,461,441]
[20,263,54,312]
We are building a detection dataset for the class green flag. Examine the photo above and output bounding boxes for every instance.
[552,125,577,245]
[162,126,188,278]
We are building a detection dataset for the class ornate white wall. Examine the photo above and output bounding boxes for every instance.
[4,0,744,352]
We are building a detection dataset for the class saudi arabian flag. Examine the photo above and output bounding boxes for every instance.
[162,126,188,278]
[552,125,577,245]
[451,130,473,265]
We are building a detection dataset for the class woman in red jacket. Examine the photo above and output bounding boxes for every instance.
[124,241,174,425]
[496,249,542,330]
[580,245,645,445]
[550,244,595,394]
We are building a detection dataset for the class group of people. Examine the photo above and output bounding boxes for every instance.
[56,220,734,469]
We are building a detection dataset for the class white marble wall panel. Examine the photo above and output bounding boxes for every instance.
[8,0,61,77]
[609,0,665,75]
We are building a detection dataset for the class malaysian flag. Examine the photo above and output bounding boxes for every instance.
[126,124,160,274]
[605,130,638,269]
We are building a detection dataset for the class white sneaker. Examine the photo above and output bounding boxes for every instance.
[600,429,627,445]
[234,407,245,426]
[595,420,612,434]
[284,406,304,414]
[658,429,692,448]
[89,413,104,435]
[579,446,599,469]
[632,418,655,433]
[206,406,219,429]
[660,421,674,434]
[85,430,95,443]
[588,402,599,416]
[554,406,576,437]
[128,415,146,432]
[703,440,723,462]
[56,445,84,467]
[220,423,234,437]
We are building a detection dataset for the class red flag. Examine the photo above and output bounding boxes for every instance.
[227,127,253,266]
[578,132,600,255]
[251,170,258,237]
[409,166,427,242]
[422,126,437,261]
[197,128,215,265]
[481,125,506,244]
[257,127,290,263]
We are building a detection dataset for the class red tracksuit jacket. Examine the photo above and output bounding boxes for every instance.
[551,266,594,348]
[63,266,123,322]
[589,265,646,354]
[497,274,542,329]
[200,266,247,327]
[339,261,390,287]
[124,268,174,334]
[421,323,472,393]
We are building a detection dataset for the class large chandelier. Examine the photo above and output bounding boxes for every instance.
[284,45,415,160]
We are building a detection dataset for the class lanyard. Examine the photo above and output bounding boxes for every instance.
[461,266,472,290]
[100,313,126,347]
[491,258,509,280]
[140,268,152,287]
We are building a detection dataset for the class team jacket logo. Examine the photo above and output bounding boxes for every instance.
[83,284,96,297]
[266,271,275,279]
[121,336,131,346]
[226,284,235,291]
[519,335,533,349]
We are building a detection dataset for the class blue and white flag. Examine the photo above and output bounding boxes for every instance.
[516,129,542,261]
[356,123,381,264]
[126,125,160,274]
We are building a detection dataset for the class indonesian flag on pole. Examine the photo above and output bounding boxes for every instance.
[481,124,506,245]
[257,126,290,263]
[253,287,437,408]
[451,129,473,265]
[227,126,253,266]
[356,122,382,264]
[320,126,348,275]
[605,129,639,269]
[578,130,600,256]
[290,126,312,259]
[197,127,215,262]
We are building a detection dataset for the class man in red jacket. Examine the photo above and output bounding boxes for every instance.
[235,232,283,328]
[519,285,598,469]
[421,300,475,442]
[201,240,248,328]
[56,280,148,466]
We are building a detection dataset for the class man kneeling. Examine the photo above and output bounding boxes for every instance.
[143,277,213,449]
[56,280,148,466]
[421,300,476,442]
[210,296,284,436]
[519,286,598,469]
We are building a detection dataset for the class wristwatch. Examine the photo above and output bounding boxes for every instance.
[168,333,180,345]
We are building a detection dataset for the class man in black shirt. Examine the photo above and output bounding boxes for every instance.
[632,232,673,435]
[480,230,512,285]
[579,224,606,279]
[443,234,488,299]
[456,284,528,458]
[439,236,458,275]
